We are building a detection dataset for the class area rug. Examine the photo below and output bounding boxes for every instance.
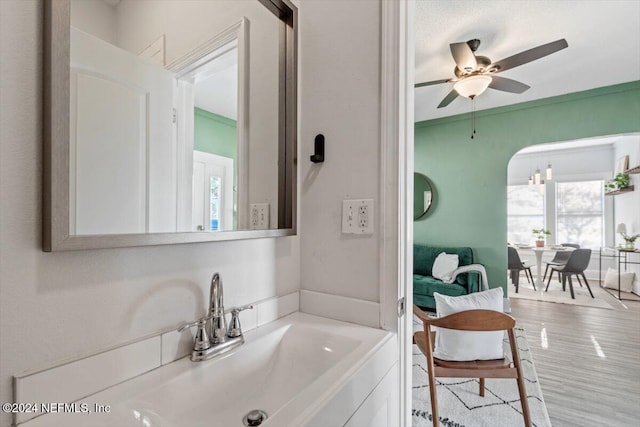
[412,326,551,427]
[508,279,614,310]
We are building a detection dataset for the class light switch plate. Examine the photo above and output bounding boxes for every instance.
[342,199,374,234]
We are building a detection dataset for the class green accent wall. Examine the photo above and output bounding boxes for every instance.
[194,108,237,161]
[414,81,640,293]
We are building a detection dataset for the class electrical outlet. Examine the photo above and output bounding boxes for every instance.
[342,199,374,234]
[250,203,269,229]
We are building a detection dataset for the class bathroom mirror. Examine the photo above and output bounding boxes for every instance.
[414,173,434,220]
[43,0,297,251]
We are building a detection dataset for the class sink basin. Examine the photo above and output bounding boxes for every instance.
[22,313,394,427]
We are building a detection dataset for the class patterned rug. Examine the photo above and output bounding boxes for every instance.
[412,322,551,427]
[509,278,615,310]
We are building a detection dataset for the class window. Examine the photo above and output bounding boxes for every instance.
[556,181,604,249]
[507,185,545,244]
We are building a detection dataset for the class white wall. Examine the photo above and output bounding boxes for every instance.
[70,0,117,45]
[299,0,382,303]
[613,137,640,293]
[0,2,299,426]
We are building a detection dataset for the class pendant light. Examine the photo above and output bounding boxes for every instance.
[534,168,541,185]
[546,163,553,181]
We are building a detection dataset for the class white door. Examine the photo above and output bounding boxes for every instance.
[192,151,234,231]
[69,27,175,235]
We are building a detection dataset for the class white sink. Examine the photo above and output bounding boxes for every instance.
[23,313,394,427]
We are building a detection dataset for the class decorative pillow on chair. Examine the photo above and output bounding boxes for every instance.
[432,252,459,282]
[604,268,635,293]
[433,287,504,361]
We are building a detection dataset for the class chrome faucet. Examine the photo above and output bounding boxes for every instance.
[179,273,253,362]
[209,273,227,344]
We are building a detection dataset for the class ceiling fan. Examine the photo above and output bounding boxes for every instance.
[416,38,568,108]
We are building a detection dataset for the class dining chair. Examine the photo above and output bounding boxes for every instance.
[542,243,580,283]
[413,305,532,427]
[508,246,535,292]
[545,248,593,299]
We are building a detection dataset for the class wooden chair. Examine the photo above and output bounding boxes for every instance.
[413,305,532,427]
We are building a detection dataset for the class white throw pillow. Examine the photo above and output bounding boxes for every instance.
[433,287,505,361]
[603,268,635,293]
[432,252,459,282]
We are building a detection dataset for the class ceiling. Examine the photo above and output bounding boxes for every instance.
[415,0,640,122]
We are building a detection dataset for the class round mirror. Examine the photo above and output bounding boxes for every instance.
[414,173,434,220]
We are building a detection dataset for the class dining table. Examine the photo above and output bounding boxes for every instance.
[515,245,575,287]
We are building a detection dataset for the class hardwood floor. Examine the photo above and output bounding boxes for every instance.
[510,287,640,426]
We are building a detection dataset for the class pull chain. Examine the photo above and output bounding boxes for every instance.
[470,97,476,139]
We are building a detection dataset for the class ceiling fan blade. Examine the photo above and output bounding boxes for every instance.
[490,39,568,73]
[450,42,477,72]
[415,78,450,88]
[488,76,530,94]
[437,90,459,108]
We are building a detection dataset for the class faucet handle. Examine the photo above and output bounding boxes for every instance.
[226,304,254,315]
[227,305,254,338]
[178,317,212,351]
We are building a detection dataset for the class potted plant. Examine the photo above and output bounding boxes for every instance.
[605,173,630,193]
[532,228,551,247]
[619,231,640,250]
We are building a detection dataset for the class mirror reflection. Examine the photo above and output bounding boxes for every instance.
[69,0,281,235]
[414,173,434,220]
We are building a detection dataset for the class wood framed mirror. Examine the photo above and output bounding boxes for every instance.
[43,0,297,251]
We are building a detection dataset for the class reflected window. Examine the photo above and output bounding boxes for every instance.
[210,176,221,231]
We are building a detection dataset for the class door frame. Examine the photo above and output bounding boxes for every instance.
[380,1,414,426]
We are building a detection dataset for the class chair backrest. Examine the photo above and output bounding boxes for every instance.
[428,309,516,331]
[507,246,523,269]
[550,249,572,263]
[561,243,580,249]
[563,248,592,273]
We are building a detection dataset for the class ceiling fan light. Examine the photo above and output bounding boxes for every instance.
[453,75,492,98]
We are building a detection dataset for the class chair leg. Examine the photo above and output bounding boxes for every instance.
[528,269,536,291]
[514,271,520,293]
[582,273,594,298]
[542,264,550,282]
[568,274,576,299]
[557,271,561,283]
[508,329,532,427]
[562,273,566,291]
[545,269,553,291]
[479,378,485,397]
[424,329,439,427]
[576,275,583,287]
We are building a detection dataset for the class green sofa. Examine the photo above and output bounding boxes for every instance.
[413,244,480,311]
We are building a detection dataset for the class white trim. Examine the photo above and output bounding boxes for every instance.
[380,0,414,425]
[299,290,380,328]
[171,18,250,232]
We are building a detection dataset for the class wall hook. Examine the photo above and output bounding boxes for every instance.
[310,134,325,163]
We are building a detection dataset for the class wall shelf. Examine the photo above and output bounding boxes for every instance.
[605,185,635,196]
[624,165,640,174]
